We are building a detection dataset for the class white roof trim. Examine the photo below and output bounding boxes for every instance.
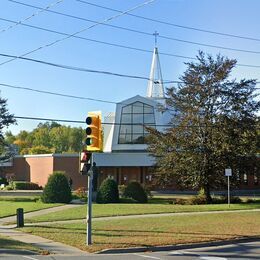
[93,152,155,167]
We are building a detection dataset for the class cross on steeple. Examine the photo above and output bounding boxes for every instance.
[153,31,159,47]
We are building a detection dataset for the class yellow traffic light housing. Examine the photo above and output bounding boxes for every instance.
[85,112,102,151]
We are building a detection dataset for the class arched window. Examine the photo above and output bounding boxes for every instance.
[118,102,155,144]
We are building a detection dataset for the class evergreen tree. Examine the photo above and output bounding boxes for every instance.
[148,52,259,203]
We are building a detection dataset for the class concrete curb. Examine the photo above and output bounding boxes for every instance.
[0,249,38,255]
[96,236,260,254]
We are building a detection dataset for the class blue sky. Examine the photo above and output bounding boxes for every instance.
[0,0,259,134]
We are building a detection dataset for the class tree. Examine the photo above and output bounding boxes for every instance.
[148,52,259,203]
[0,96,16,163]
[7,122,84,154]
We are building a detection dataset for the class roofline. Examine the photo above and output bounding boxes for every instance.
[15,153,79,158]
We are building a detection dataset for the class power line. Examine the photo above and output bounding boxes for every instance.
[0,17,196,61]
[14,115,260,128]
[6,0,260,57]
[2,17,260,69]
[0,83,117,104]
[1,0,63,34]
[0,0,156,66]
[1,81,259,109]
[76,0,260,43]
[0,52,180,84]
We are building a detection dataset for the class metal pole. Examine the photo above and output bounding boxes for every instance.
[228,175,230,208]
[86,157,93,245]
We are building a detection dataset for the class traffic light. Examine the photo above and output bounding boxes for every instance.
[79,150,92,175]
[85,112,102,151]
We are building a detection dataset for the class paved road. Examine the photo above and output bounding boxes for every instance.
[1,240,260,259]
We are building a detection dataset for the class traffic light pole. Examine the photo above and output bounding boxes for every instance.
[86,156,93,245]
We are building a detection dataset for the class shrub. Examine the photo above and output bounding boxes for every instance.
[124,182,148,203]
[7,181,41,190]
[118,185,126,197]
[144,184,153,199]
[171,198,188,205]
[41,171,72,203]
[0,177,8,185]
[213,195,242,204]
[96,179,119,204]
[74,187,87,199]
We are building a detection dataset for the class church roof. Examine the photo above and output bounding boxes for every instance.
[147,47,165,99]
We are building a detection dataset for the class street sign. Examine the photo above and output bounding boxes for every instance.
[225,168,232,176]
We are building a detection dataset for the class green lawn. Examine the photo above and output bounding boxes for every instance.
[0,201,63,218]
[20,211,260,253]
[0,234,42,253]
[27,202,260,223]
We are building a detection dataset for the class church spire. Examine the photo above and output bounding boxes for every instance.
[147,31,165,99]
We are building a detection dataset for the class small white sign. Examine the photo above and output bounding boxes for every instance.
[225,168,232,176]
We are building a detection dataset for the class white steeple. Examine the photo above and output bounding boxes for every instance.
[147,32,165,99]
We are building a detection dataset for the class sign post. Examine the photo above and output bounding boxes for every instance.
[225,168,232,208]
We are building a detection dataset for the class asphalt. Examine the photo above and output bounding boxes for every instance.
[1,203,260,256]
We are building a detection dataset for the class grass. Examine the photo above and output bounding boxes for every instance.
[0,200,63,218]
[26,202,260,223]
[0,234,42,253]
[20,211,260,253]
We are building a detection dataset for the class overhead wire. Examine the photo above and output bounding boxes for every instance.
[2,16,260,69]
[0,17,197,61]
[76,0,260,43]
[0,52,181,84]
[1,0,64,34]
[0,81,259,109]
[13,116,260,129]
[0,0,156,66]
[5,0,260,58]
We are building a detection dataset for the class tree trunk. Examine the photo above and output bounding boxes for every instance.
[203,183,212,204]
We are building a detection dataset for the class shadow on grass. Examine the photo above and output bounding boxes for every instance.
[24,224,254,242]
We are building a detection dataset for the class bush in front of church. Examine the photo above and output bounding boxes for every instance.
[41,171,72,203]
[124,181,148,203]
[96,178,119,203]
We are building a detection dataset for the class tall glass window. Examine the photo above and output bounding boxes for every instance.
[118,102,155,144]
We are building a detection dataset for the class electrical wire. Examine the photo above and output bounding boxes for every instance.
[0,82,259,108]
[0,83,117,104]
[0,0,156,66]
[0,52,181,84]
[76,0,260,43]
[6,0,260,57]
[1,0,63,34]
[14,115,260,129]
[0,17,197,61]
[2,16,260,69]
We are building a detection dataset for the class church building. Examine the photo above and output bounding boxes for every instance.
[93,46,171,186]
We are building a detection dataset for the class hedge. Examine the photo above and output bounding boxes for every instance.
[9,181,41,190]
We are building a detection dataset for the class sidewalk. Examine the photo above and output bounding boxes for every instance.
[0,203,83,225]
[0,203,89,256]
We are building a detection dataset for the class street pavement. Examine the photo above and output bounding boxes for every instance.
[1,240,260,259]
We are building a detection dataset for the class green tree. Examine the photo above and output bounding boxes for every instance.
[148,52,259,203]
[0,96,16,162]
[8,122,85,155]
